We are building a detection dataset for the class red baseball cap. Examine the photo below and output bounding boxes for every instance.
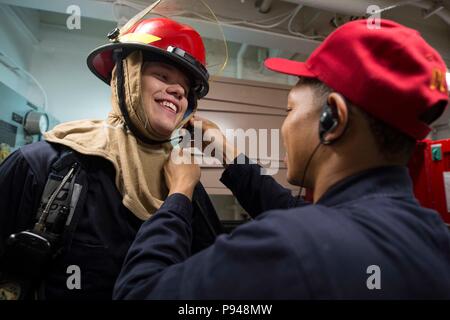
[265,19,449,140]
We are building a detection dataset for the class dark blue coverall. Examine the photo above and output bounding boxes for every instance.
[114,154,450,299]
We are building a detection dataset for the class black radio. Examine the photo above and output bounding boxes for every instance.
[0,158,79,300]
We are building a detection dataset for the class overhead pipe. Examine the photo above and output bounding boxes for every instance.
[237,43,249,79]
[421,2,445,20]
[283,0,393,16]
[259,0,274,13]
[414,1,450,25]
[283,0,450,26]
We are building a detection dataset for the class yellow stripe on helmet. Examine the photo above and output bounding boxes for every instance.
[119,33,161,45]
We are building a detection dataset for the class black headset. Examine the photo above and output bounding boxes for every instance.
[297,98,343,200]
[319,102,339,145]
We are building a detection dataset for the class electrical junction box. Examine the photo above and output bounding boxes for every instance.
[0,81,59,155]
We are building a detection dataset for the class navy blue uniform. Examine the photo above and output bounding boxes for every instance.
[114,155,450,299]
[0,141,222,299]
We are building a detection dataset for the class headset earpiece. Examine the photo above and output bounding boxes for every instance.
[299,102,339,199]
[319,103,339,145]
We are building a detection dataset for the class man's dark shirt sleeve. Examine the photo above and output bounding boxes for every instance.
[220,154,306,218]
[113,193,309,299]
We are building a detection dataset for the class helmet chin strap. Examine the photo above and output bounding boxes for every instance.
[114,48,174,146]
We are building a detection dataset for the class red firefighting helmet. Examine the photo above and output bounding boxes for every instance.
[87,17,209,98]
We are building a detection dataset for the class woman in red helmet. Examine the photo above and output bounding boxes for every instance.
[0,18,222,300]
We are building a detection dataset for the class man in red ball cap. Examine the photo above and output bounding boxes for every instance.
[114,19,450,299]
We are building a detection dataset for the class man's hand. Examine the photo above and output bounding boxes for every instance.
[189,115,239,165]
[164,148,200,200]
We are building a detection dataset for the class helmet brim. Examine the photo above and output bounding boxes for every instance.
[86,42,209,98]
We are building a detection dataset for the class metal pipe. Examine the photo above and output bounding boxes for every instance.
[414,1,450,24]
[259,0,273,13]
[237,43,249,79]
[283,0,389,16]
[422,3,444,19]
[283,0,450,26]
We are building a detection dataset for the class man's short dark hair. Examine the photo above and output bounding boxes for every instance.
[296,77,444,162]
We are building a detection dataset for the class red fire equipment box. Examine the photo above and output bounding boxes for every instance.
[409,138,450,224]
